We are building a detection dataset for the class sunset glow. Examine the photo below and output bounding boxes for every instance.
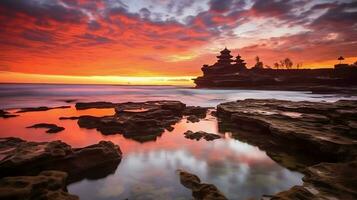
[0,0,356,85]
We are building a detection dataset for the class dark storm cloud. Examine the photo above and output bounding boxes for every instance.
[209,0,233,13]
[0,0,87,24]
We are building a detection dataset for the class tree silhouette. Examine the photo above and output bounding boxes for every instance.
[274,62,279,69]
[254,56,263,69]
[338,56,344,64]
[284,58,293,69]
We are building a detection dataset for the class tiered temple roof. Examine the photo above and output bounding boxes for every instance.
[216,48,234,65]
[201,48,247,76]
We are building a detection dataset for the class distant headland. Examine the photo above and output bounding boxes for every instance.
[194,48,357,93]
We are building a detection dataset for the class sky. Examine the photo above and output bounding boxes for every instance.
[0,0,356,85]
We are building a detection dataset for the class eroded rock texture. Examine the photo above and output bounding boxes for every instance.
[217,99,357,162]
[184,131,221,141]
[178,170,227,200]
[216,99,357,199]
[77,101,186,142]
[0,138,122,183]
[271,161,357,200]
[0,170,78,200]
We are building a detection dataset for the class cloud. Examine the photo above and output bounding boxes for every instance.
[0,0,356,78]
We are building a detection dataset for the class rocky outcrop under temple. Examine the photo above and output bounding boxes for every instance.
[216,99,357,199]
[178,170,227,200]
[0,170,78,200]
[0,138,122,183]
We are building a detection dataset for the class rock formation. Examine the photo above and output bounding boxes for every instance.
[16,106,70,113]
[75,101,116,110]
[27,123,65,133]
[216,99,357,199]
[178,170,227,200]
[0,110,18,118]
[75,100,187,142]
[184,131,221,141]
[0,138,122,182]
[0,170,78,200]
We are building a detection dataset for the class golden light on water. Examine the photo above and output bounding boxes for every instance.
[0,71,195,86]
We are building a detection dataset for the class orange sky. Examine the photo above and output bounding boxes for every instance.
[0,0,356,85]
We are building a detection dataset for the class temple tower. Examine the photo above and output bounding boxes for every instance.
[216,48,234,65]
[234,54,247,70]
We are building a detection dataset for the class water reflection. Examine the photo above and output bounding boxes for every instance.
[0,106,303,200]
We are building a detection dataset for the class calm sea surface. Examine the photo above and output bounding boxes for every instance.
[1,84,356,200]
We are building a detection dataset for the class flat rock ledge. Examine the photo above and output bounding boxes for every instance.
[184,131,221,141]
[184,106,209,123]
[75,101,191,142]
[0,110,18,118]
[16,106,70,113]
[267,161,357,200]
[27,123,65,133]
[0,137,122,182]
[216,99,357,199]
[0,170,78,200]
[178,170,227,200]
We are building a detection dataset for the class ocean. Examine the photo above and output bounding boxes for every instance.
[1,83,355,200]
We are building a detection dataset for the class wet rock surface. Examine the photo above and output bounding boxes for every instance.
[75,101,117,110]
[271,161,357,200]
[27,123,65,133]
[16,106,70,113]
[0,170,78,200]
[184,106,209,123]
[217,99,357,161]
[0,138,122,182]
[77,100,186,142]
[216,99,357,199]
[178,170,227,200]
[0,110,18,118]
[184,131,221,141]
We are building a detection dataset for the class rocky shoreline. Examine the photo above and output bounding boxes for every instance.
[216,99,357,199]
[1,98,356,199]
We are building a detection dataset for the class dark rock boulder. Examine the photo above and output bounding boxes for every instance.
[0,138,122,182]
[0,110,18,118]
[75,101,116,110]
[178,170,227,200]
[187,115,200,123]
[183,106,208,117]
[76,101,186,142]
[184,131,221,141]
[0,170,78,200]
[16,106,70,113]
[27,123,65,133]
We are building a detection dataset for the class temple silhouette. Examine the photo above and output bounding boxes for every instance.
[194,48,357,89]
